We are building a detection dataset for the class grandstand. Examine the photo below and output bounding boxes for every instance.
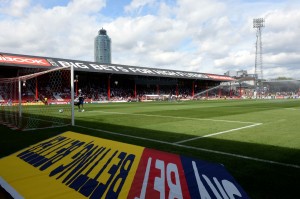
[262,79,300,98]
[0,52,236,105]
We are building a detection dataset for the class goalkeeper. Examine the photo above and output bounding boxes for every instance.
[75,89,85,112]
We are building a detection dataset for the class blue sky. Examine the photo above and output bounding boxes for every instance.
[1,0,300,79]
[102,0,131,18]
[33,0,70,8]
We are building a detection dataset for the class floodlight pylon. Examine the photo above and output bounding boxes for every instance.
[253,18,265,93]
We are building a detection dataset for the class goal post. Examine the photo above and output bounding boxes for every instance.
[0,66,75,130]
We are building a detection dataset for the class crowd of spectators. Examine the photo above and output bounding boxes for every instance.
[1,80,299,105]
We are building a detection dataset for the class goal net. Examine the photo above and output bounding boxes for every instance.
[0,66,72,130]
[193,84,223,99]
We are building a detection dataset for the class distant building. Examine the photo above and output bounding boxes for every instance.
[224,70,248,78]
[94,28,111,64]
[236,70,248,77]
[224,70,237,77]
[224,70,256,87]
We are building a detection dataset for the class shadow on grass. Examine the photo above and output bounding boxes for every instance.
[1,117,300,199]
[141,100,300,119]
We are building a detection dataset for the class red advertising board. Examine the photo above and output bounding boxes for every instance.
[0,54,51,67]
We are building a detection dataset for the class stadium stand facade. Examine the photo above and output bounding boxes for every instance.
[0,52,236,105]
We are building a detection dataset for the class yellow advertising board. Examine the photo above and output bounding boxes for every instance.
[0,131,144,199]
[0,131,249,199]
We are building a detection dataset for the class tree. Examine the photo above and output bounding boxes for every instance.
[275,77,293,80]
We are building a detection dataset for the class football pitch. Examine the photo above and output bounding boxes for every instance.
[1,99,300,198]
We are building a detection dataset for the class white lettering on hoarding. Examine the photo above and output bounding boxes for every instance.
[0,55,51,66]
[135,158,152,199]
[117,66,129,72]
[53,60,228,80]
[58,61,88,69]
[221,180,242,199]
[153,70,180,76]
[193,161,211,199]
[213,177,229,199]
[90,63,113,71]
[129,68,155,75]
[167,163,183,199]
[202,175,223,199]
[136,157,183,199]
[0,54,232,80]
[192,161,241,199]
[76,62,89,69]
[89,64,130,73]
[154,159,165,199]
[109,65,119,71]
[175,72,185,77]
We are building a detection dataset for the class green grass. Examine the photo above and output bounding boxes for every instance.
[1,99,300,199]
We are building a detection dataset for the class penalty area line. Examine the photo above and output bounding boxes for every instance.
[175,123,262,144]
[75,124,300,169]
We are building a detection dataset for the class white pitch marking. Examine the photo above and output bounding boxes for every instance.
[175,123,262,144]
[285,108,299,110]
[90,110,256,124]
[23,124,70,131]
[75,125,300,169]
[0,177,24,199]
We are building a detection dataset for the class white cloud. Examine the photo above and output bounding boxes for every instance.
[265,53,300,67]
[264,66,300,79]
[158,2,173,17]
[0,0,30,17]
[175,0,226,26]
[0,0,106,60]
[67,0,106,14]
[264,9,300,53]
[0,0,300,79]
[107,15,186,52]
[214,51,255,72]
[124,0,155,14]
